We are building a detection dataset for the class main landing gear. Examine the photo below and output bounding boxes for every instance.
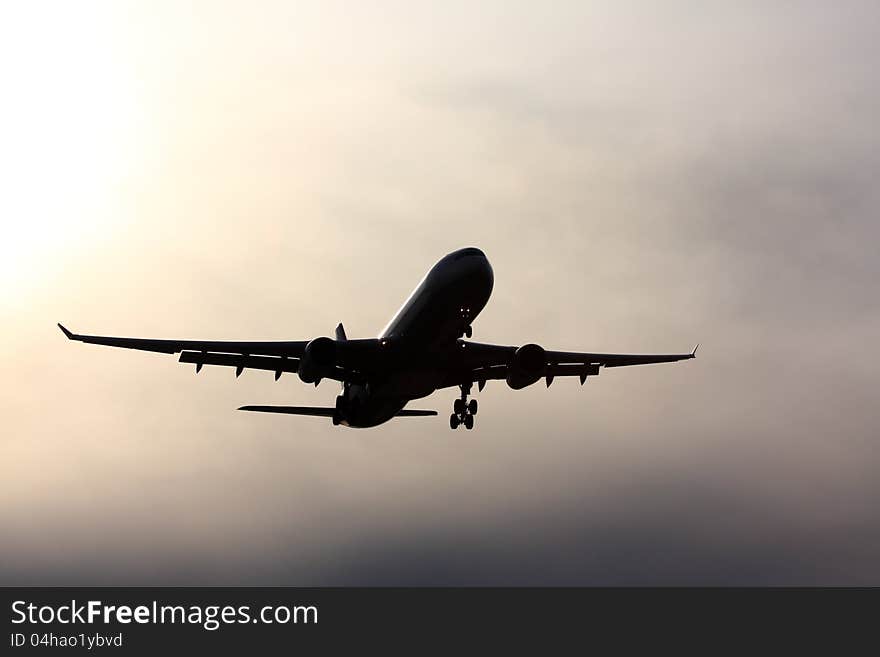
[332,394,345,426]
[449,383,478,430]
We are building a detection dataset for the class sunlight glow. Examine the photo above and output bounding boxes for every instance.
[0,3,140,304]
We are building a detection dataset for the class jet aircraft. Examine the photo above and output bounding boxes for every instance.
[59,247,696,429]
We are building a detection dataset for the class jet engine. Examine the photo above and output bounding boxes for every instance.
[506,343,546,389]
[298,337,337,384]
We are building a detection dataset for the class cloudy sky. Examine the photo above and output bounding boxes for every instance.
[1,0,878,584]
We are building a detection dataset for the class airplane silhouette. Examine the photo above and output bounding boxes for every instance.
[59,247,696,429]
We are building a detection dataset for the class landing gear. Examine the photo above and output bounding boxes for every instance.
[458,304,472,338]
[333,394,345,426]
[450,382,477,430]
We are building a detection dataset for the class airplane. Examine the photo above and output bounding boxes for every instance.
[58,247,697,430]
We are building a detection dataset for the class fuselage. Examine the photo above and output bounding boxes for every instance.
[340,247,494,427]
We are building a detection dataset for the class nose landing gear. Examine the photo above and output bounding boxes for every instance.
[459,306,473,339]
[450,383,477,430]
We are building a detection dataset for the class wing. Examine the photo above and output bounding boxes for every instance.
[545,345,699,368]
[58,323,307,356]
[442,340,698,388]
[57,323,373,383]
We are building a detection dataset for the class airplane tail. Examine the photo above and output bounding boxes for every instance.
[335,324,348,390]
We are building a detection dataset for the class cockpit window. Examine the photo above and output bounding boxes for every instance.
[453,247,485,260]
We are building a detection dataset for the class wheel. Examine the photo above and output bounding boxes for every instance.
[335,395,345,413]
[449,413,460,430]
[463,414,474,430]
[464,325,472,338]
[467,399,478,415]
[332,412,341,426]
[453,398,465,415]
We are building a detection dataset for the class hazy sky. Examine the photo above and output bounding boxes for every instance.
[2,1,878,584]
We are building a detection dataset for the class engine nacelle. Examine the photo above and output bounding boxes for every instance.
[298,336,337,384]
[506,343,546,390]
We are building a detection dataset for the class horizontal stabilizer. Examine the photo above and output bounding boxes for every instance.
[237,406,437,417]
[238,406,335,416]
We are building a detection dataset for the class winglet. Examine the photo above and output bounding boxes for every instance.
[691,343,700,358]
[57,323,75,339]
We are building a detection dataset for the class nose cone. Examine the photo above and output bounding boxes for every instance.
[431,247,493,294]
[477,249,493,280]
[450,246,486,260]
[459,247,493,298]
